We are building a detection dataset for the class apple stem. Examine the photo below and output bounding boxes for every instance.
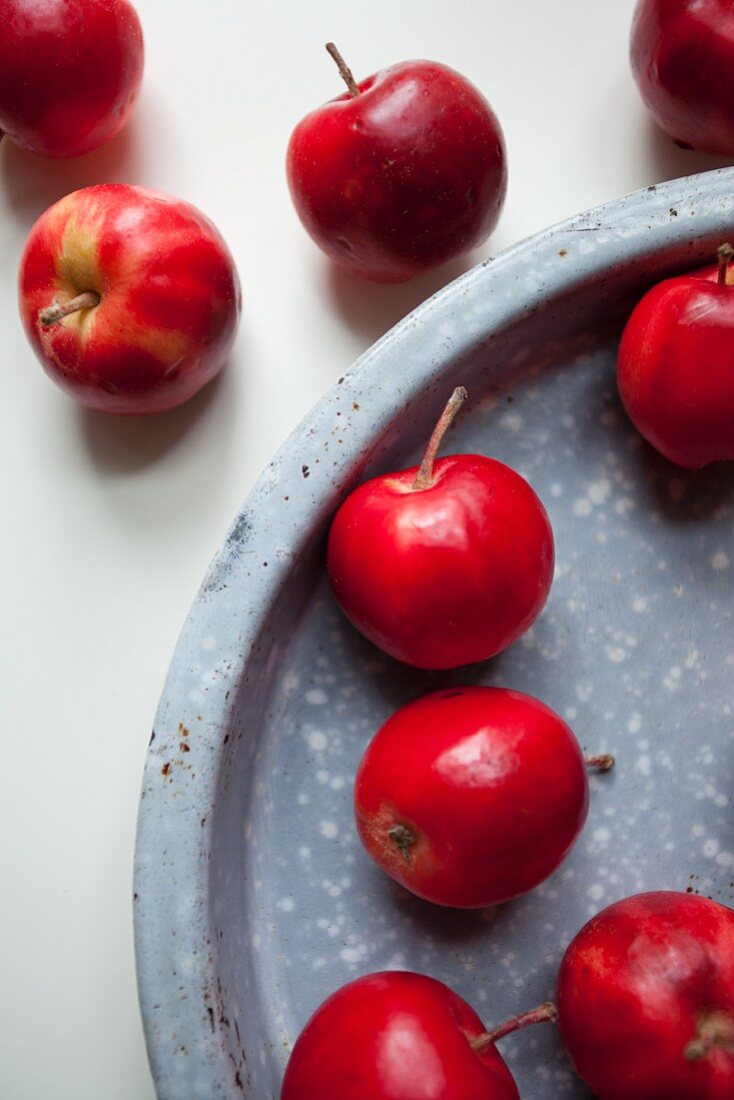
[412,386,469,491]
[470,1002,558,1053]
[684,1012,734,1061]
[718,243,734,285]
[584,753,615,772]
[325,42,360,98]
[38,291,101,329]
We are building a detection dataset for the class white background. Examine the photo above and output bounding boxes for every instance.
[0,1,730,1096]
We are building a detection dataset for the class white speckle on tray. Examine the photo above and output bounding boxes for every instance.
[306,729,327,751]
[306,688,328,705]
[587,479,611,505]
[636,755,651,776]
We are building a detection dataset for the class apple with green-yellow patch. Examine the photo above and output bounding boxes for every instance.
[19,183,241,414]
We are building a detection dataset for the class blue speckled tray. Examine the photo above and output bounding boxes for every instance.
[135,168,734,1099]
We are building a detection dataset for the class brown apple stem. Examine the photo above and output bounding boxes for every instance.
[470,1003,558,1053]
[412,386,469,491]
[585,754,615,772]
[325,42,360,97]
[684,1013,734,1061]
[38,291,100,329]
[718,243,734,285]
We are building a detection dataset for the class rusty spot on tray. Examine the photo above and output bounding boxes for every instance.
[180,742,190,753]
[161,762,171,777]
[558,248,568,257]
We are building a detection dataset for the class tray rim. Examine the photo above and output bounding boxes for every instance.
[134,165,734,1099]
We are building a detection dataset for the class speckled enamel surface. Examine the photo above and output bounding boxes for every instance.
[135,168,734,1099]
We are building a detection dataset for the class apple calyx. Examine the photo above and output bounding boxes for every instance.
[718,243,734,286]
[684,1012,734,1061]
[39,291,101,329]
[470,1002,558,1053]
[325,42,360,98]
[584,754,615,772]
[412,386,469,491]
[387,823,416,862]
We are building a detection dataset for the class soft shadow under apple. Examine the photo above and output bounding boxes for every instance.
[325,251,485,346]
[0,92,153,228]
[644,116,732,186]
[77,362,233,476]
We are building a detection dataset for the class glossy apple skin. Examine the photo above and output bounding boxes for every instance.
[287,61,507,282]
[327,454,554,669]
[617,260,734,467]
[557,891,734,1099]
[631,0,734,155]
[0,0,144,158]
[354,686,589,909]
[280,971,520,1100]
[19,184,241,414]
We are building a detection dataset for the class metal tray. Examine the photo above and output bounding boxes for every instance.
[135,167,734,1099]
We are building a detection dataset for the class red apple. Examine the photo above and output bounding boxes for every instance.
[19,184,241,414]
[354,685,613,909]
[286,44,507,282]
[280,971,524,1100]
[617,244,734,467]
[631,0,734,155]
[0,0,144,159]
[327,388,554,669]
[556,891,734,1099]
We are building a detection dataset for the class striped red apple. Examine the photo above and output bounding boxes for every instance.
[19,184,241,414]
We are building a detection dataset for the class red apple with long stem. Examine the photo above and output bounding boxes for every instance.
[0,0,144,158]
[287,44,507,282]
[631,0,734,155]
[475,891,734,1098]
[18,184,241,414]
[327,387,554,669]
[617,244,734,467]
[556,892,734,1098]
[280,971,531,1100]
[354,685,614,909]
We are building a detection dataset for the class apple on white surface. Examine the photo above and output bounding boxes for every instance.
[18,183,242,414]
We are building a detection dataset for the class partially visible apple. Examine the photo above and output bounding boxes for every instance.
[631,0,734,155]
[0,0,144,159]
[19,184,241,414]
[557,892,734,1098]
[287,44,507,282]
[280,971,523,1100]
[617,244,734,467]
